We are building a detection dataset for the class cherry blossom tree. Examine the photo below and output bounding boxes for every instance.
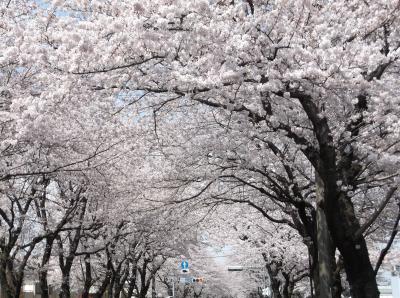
[2,1,400,297]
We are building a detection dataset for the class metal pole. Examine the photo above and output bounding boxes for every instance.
[263,271,266,288]
[172,280,175,298]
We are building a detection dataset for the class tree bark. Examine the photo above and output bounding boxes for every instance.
[0,251,14,298]
[94,255,113,298]
[315,174,333,298]
[332,256,343,298]
[114,267,129,298]
[81,254,92,298]
[281,272,294,298]
[40,237,55,298]
[125,264,137,298]
[59,275,71,298]
[331,193,379,298]
[265,261,282,298]
[151,274,156,298]
[295,92,379,297]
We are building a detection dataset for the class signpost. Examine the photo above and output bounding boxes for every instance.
[168,260,206,298]
[181,260,189,273]
[179,276,193,284]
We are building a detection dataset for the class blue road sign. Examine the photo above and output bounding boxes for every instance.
[181,260,189,270]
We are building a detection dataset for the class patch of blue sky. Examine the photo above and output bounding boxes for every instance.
[113,89,152,124]
[115,89,145,108]
[34,0,86,19]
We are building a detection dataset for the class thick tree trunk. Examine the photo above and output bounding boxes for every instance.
[315,174,333,298]
[319,165,379,297]
[318,133,378,296]
[331,194,379,298]
[295,86,380,297]
[0,253,14,298]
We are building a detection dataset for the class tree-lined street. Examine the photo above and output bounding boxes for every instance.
[1,0,400,297]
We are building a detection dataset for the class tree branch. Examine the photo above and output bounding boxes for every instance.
[355,186,398,239]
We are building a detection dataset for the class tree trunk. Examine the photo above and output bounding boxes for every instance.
[295,85,380,297]
[94,262,113,298]
[125,265,137,298]
[94,275,111,298]
[114,271,124,298]
[315,173,333,298]
[332,256,343,298]
[14,273,23,298]
[311,257,319,298]
[58,248,81,297]
[265,261,282,298]
[107,282,113,298]
[59,275,71,298]
[137,262,150,298]
[39,270,50,298]
[151,275,156,298]
[59,256,75,298]
[331,193,379,298]
[317,133,378,297]
[281,275,290,298]
[282,280,294,298]
[40,237,55,298]
[0,252,14,298]
[318,174,379,297]
[81,255,92,298]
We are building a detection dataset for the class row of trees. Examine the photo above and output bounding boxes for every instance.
[2,0,400,297]
[1,3,200,297]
